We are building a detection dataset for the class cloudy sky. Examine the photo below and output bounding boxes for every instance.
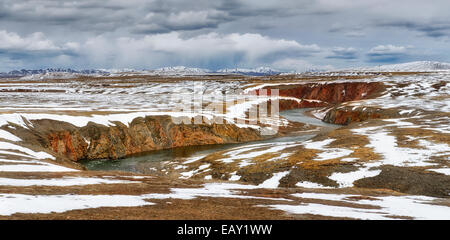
[1,0,449,72]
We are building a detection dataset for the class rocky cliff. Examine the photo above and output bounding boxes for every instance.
[322,106,400,125]
[13,115,264,162]
[260,81,386,124]
[12,82,385,161]
[259,81,383,106]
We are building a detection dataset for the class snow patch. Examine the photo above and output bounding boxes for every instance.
[0,130,21,142]
[0,194,152,216]
[295,181,334,189]
[258,171,290,189]
[0,177,135,186]
[271,192,450,220]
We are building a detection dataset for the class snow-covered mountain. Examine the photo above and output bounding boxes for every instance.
[3,61,450,79]
[354,61,450,72]
[0,68,108,79]
[149,66,283,76]
[217,67,282,76]
[97,68,139,74]
[150,66,212,75]
[0,66,284,79]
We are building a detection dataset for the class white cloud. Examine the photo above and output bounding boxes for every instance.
[368,45,411,55]
[166,10,227,28]
[1,0,450,70]
[367,44,413,62]
[64,42,80,51]
[78,32,323,69]
[0,30,325,70]
[134,10,230,33]
[0,30,83,70]
[0,30,60,51]
[327,47,358,59]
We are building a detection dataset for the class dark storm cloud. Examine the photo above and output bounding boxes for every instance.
[0,49,65,60]
[0,0,330,38]
[0,0,350,35]
[130,0,320,34]
[328,24,366,38]
[132,10,233,34]
[0,0,237,34]
[216,0,288,17]
[366,45,411,63]
[0,0,450,71]
[0,0,139,32]
[377,21,450,38]
[215,0,333,19]
[367,54,405,63]
[326,47,358,60]
[76,32,324,69]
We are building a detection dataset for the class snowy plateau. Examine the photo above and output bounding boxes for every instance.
[0,61,449,220]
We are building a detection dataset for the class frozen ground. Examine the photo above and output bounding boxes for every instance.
[177,72,449,191]
[0,70,448,219]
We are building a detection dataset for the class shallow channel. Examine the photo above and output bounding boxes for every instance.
[81,108,339,173]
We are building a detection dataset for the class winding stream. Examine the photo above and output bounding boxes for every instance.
[82,108,339,173]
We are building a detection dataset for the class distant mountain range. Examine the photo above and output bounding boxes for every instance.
[1,61,450,79]
[350,61,450,72]
[139,66,283,76]
[0,68,108,78]
[216,67,282,76]
[152,66,212,75]
[0,66,282,78]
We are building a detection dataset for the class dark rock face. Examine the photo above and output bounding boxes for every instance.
[323,108,381,125]
[259,82,383,105]
[48,131,88,161]
[14,82,386,161]
[16,116,265,162]
[354,166,450,198]
[259,81,386,124]
[321,106,401,125]
[278,99,328,111]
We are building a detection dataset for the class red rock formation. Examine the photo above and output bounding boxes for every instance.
[278,99,328,111]
[48,131,88,161]
[257,82,383,105]
[258,82,385,124]
[35,116,265,161]
[324,109,382,125]
[18,82,386,161]
[322,106,399,125]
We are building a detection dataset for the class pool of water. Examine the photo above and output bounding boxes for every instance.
[82,140,243,172]
[281,108,338,128]
[82,108,338,173]
[81,133,316,172]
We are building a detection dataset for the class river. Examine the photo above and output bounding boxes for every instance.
[81,108,339,173]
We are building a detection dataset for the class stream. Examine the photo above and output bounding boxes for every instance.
[81,108,339,173]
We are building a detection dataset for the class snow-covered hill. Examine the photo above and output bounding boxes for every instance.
[149,66,282,76]
[3,61,450,79]
[0,68,108,79]
[150,66,212,75]
[217,67,281,76]
[354,61,450,72]
[0,66,286,78]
